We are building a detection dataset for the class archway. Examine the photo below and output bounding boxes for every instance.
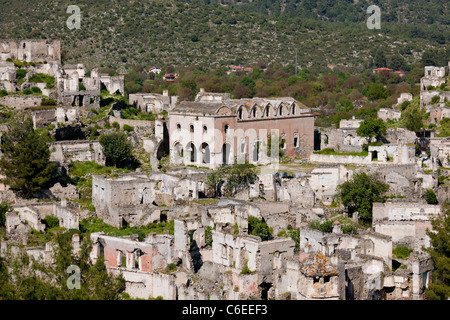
[201,143,210,164]
[187,142,197,163]
[222,143,231,165]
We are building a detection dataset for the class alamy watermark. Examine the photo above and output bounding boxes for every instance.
[66,265,81,290]
[66,5,81,30]
[367,5,381,30]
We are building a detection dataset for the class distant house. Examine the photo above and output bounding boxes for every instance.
[163,73,178,82]
[394,70,406,77]
[148,66,161,74]
[226,65,254,74]
[373,67,393,74]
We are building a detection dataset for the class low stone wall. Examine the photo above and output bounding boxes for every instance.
[108,115,154,130]
[0,95,42,109]
[309,153,370,165]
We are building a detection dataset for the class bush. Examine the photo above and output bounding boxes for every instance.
[205,226,213,246]
[248,216,272,241]
[393,246,413,259]
[431,95,440,104]
[0,90,8,98]
[123,124,134,132]
[0,202,11,228]
[23,88,32,95]
[41,98,56,106]
[112,121,120,129]
[425,189,438,204]
[308,219,333,233]
[43,215,59,229]
[31,87,42,94]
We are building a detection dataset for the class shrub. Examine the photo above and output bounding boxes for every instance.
[0,90,8,97]
[23,88,32,95]
[16,69,27,79]
[43,215,59,229]
[431,95,440,104]
[205,226,213,246]
[31,86,42,94]
[123,124,134,132]
[0,202,12,228]
[308,219,333,233]
[425,189,438,204]
[393,246,413,259]
[41,98,56,106]
[248,216,272,241]
[79,83,86,91]
[166,263,177,272]
[112,121,120,129]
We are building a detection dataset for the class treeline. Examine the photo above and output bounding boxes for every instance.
[116,57,430,127]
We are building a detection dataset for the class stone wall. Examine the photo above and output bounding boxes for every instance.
[372,201,440,249]
[50,140,105,166]
[0,95,42,109]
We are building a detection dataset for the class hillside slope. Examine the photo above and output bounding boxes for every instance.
[0,0,448,71]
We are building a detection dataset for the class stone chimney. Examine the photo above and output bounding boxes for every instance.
[163,89,169,96]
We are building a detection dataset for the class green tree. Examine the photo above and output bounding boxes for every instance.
[0,202,11,228]
[425,189,438,205]
[0,113,56,198]
[356,117,387,140]
[248,216,272,241]
[336,172,390,225]
[401,104,425,132]
[364,83,389,101]
[424,202,450,300]
[99,131,133,168]
[0,230,126,299]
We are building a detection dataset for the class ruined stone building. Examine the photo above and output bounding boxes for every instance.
[0,39,61,64]
[92,169,208,228]
[129,90,178,113]
[169,89,315,168]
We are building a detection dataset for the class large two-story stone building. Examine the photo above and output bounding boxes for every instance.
[168,89,315,168]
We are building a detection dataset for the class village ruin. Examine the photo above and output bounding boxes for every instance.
[0,39,449,300]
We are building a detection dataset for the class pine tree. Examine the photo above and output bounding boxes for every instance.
[425,202,450,300]
[0,113,56,198]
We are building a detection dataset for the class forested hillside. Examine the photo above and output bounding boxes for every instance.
[0,0,448,72]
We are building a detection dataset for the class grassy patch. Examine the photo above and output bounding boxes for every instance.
[392,246,413,259]
[79,217,174,240]
[314,148,368,157]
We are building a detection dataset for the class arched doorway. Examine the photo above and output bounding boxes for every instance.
[201,143,210,164]
[222,143,231,165]
[187,142,197,163]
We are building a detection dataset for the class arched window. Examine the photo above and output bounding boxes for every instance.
[176,123,181,131]
[203,125,207,134]
[224,124,229,134]
[190,124,194,133]
[238,108,243,119]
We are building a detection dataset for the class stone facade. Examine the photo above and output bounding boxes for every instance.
[169,91,315,168]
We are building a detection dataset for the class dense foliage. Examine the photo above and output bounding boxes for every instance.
[0,0,448,71]
[99,131,134,168]
[425,202,450,300]
[0,230,125,299]
[0,113,56,198]
[336,172,390,225]
[248,216,273,241]
[206,162,258,197]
